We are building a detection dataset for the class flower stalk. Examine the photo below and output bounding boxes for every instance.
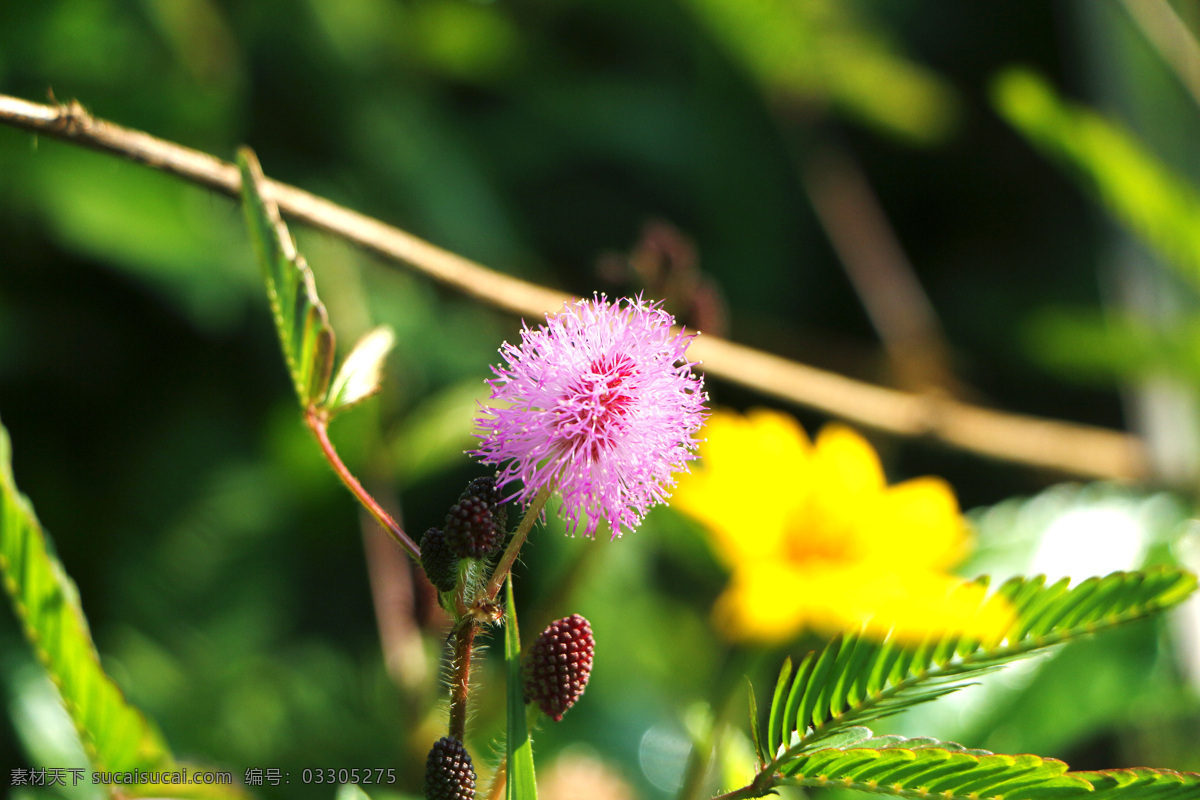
[304,408,421,561]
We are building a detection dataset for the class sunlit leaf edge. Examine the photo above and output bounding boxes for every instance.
[1072,767,1200,799]
[0,418,249,799]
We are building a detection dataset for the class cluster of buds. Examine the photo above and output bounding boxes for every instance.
[420,476,508,593]
[416,475,594,800]
[421,615,595,797]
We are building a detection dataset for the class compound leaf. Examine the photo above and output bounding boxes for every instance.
[767,569,1195,758]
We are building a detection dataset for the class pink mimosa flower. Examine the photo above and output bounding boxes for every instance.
[473,295,708,539]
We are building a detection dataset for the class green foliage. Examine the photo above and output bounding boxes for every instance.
[1025,306,1200,389]
[5,7,1200,798]
[0,416,173,774]
[780,736,1090,799]
[335,784,373,800]
[505,579,537,800]
[389,380,490,488]
[683,0,957,143]
[238,147,336,409]
[768,728,1200,800]
[761,568,1196,763]
[993,68,1200,287]
[1074,768,1200,799]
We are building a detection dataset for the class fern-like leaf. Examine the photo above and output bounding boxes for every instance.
[767,569,1195,758]
[766,728,1200,800]
[238,147,336,408]
[780,741,1092,799]
[0,416,173,773]
[1074,768,1200,799]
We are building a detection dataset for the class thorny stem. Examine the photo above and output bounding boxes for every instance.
[448,618,478,743]
[304,409,421,562]
[483,486,553,603]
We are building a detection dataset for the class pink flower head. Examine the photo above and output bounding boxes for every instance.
[473,294,708,539]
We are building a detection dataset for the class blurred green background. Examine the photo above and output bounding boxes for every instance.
[2,1,1200,799]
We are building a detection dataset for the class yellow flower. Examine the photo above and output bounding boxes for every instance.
[673,409,1012,644]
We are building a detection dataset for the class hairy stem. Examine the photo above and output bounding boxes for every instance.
[483,487,553,603]
[485,757,507,800]
[448,619,478,742]
[304,410,420,561]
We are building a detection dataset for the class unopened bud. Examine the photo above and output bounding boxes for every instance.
[523,614,595,721]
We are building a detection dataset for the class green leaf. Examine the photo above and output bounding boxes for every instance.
[238,147,335,408]
[780,739,1092,799]
[1024,307,1200,388]
[746,679,765,765]
[766,569,1196,759]
[325,325,396,415]
[0,415,173,773]
[757,728,1199,799]
[1074,768,1200,799]
[766,656,793,760]
[505,578,538,800]
[992,68,1200,287]
[336,784,373,800]
[682,0,957,144]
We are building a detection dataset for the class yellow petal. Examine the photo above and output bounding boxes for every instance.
[714,562,1012,646]
[784,424,888,560]
[811,565,1013,645]
[674,408,811,567]
[856,476,970,570]
[713,562,811,642]
[811,424,886,497]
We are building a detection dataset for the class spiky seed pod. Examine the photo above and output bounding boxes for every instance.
[420,528,458,593]
[444,477,506,559]
[523,614,595,721]
[424,736,476,800]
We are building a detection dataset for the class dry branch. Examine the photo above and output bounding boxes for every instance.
[0,93,1149,481]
